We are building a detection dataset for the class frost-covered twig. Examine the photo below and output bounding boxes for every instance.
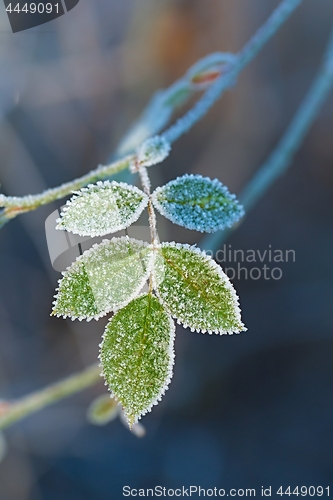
[0,363,101,430]
[138,163,159,246]
[201,24,333,253]
[0,155,135,212]
[240,26,333,212]
[162,0,303,144]
[0,0,301,226]
[0,0,307,431]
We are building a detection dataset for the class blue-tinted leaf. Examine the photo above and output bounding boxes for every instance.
[152,174,244,233]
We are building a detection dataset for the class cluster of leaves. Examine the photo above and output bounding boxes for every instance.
[52,166,246,426]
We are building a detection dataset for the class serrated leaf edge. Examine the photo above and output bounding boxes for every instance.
[98,293,176,426]
[51,236,153,322]
[151,241,247,335]
[56,180,149,237]
[151,174,244,233]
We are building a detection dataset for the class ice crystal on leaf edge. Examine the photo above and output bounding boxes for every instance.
[152,174,244,233]
[56,181,148,237]
[99,293,175,427]
[51,237,154,322]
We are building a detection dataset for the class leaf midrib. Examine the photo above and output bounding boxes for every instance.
[158,194,234,211]
[160,250,228,316]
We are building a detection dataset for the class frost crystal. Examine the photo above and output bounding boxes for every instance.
[99,293,175,427]
[152,242,246,334]
[52,237,154,321]
[56,181,148,237]
[137,136,171,167]
[119,410,146,438]
[152,174,244,233]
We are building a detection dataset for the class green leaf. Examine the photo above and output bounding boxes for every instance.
[52,237,153,321]
[152,242,246,334]
[152,174,244,233]
[99,293,175,427]
[56,181,148,237]
[87,395,119,426]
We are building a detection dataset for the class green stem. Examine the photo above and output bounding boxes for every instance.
[0,364,101,430]
[201,24,333,252]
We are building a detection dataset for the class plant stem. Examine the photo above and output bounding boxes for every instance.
[0,0,302,225]
[162,0,303,144]
[201,24,333,253]
[240,28,333,212]
[0,364,101,430]
[0,155,135,211]
[0,0,307,432]
[136,162,158,293]
[147,201,158,245]
[136,162,159,245]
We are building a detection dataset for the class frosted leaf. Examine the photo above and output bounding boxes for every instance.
[152,242,246,334]
[137,136,171,167]
[87,394,119,426]
[56,181,148,237]
[186,52,237,89]
[152,174,244,233]
[119,409,146,438]
[162,80,192,108]
[99,293,175,427]
[52,237,154,321]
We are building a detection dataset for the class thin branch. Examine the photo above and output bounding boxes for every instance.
[0,364,101,430]
[115,82,193,158]
[0,0,302,226]
[0,77,194,220]
[162,0,303,144]
[0,0,307,431]
[0,155,135,211]
[201,24,333,253]
[240,27,333,212]
[136,162,159,246]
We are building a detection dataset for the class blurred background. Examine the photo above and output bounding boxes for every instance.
[1,0,333,498]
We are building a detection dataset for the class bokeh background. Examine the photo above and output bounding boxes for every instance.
[1,0,333,498]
